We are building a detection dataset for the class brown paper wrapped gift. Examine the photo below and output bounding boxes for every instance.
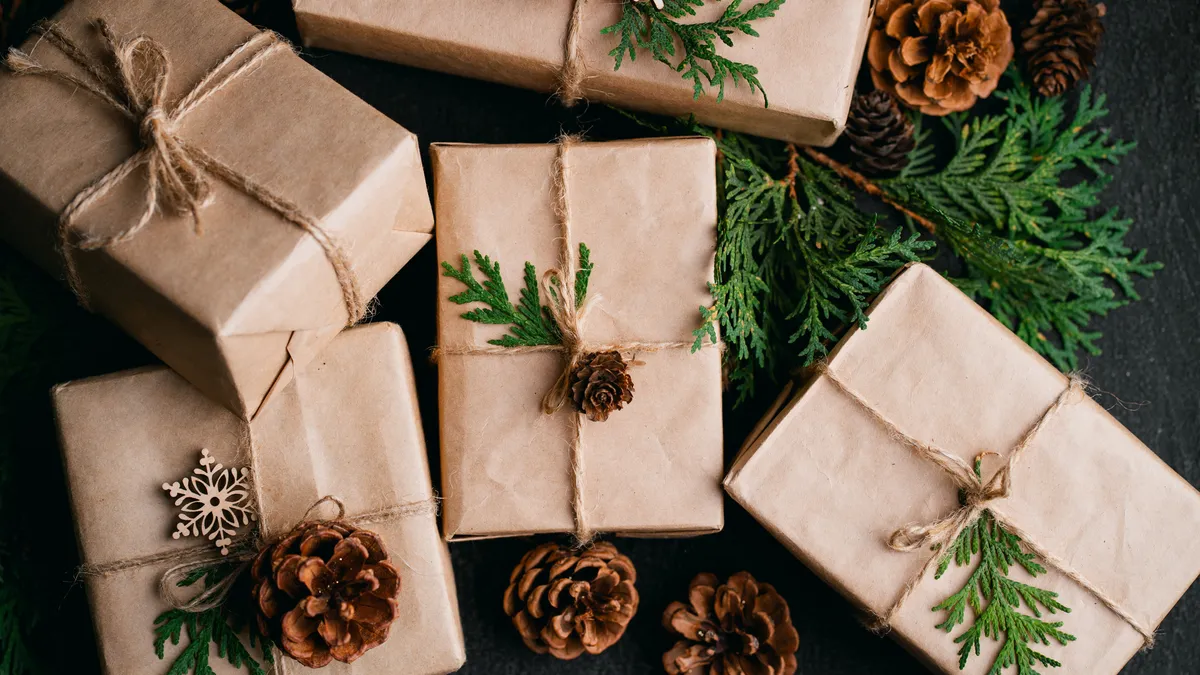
[434,138,724,541]
[291,0,872,146]
[725,263,1200,675]
[53,323,465,675]
[0,0,433,420]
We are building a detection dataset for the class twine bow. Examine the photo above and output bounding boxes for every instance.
[4,20,367,323]
[813,363,1158,648]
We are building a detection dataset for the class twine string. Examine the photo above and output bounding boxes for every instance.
[813,363,1157,648]
[4,20,367,323]
[557,0,587,106]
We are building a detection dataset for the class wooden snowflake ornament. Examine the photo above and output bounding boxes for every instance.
[162,449,256,555]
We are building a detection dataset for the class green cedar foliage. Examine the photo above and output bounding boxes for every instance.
[634,69,1154,403]
[602,0,785,105]
[153,564,273,675]
[932,460,1074,673]
[880,70,1158,370]
[441,244,592,347]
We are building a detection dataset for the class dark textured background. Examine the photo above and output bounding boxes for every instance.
[3,0,1198,673]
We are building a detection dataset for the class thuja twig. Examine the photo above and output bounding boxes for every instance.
[802,147,940,234]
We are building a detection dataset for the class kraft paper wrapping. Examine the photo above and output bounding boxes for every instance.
[291,0,872,146]
[0,0,434,420]
[724,263,1200,675]
[52,323,465,675]
[433,138,724,540]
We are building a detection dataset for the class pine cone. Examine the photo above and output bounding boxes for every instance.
[502,541,639,659]
[569,351,634,422]
[250,521,401,668]
[663,572,799,675]
[844,90,916,176]
[868,0,1014,116]
[1021,0,1106,98]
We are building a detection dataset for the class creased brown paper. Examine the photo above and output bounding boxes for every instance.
[53,323,465,675]
[725,263,1200,675]
[291,0,872,146]
[0,0,433,420]
[434,138,724,540]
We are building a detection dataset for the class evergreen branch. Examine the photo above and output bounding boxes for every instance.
[601,0,784,105]
[441,245,593,347]
[153,563,271,675]
[933,509,1075,674]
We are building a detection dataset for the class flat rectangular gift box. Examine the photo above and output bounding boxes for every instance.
[291,0,873,146]
[0,0,433,420]
[53,323,465,675]
[724,263,1200,674]
[433,138,725,540]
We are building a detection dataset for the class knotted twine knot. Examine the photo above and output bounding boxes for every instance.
[812,363,1157,649]
[4,19,367,323]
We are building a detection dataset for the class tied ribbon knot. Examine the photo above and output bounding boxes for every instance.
[813,363,1158,649]
[4,19,367,323]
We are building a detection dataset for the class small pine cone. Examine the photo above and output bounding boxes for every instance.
[868,0,1014,116]
[844,90,916,176]
[569,351,634,422]
[250,521,401,668]
[502,542,639,659]
[1021,0,1106,98]
[663,572,799,675]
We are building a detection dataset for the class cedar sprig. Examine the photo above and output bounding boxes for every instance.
[441,244,592,347]
[932,509,1075,674]
[602,0,785,105]
[153,563,274,675]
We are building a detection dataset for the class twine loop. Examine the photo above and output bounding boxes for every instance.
[4,19,367,323]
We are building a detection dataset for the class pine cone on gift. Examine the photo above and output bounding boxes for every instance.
[663,572,800,675]
[503,542,639,659]
[250,521,401,668]
[844,90,917,176]
[1021,0,1106,97]
[569,351,635,422]
[868,0,1014,116]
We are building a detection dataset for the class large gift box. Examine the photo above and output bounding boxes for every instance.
[725,263,1200,674]
[0,0,433,419]
[434,138,724,541]
[291,0,872,146]
[53,323,465,675]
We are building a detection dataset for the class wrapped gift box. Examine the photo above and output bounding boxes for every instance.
[434,138,724,540]
[292,0,872,146]
[0,0,433,419]
[53,323,465,675]
[725,263,1200,674]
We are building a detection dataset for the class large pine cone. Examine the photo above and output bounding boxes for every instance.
[250,521,401,668]
[868,0,1014,116]
[1021,0,1106,98]
[569,351,634,422]
[502,542,639,659]
[844,90,916,176]
[663,572,799,675]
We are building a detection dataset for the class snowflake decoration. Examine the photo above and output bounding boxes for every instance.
[162,448,257,555]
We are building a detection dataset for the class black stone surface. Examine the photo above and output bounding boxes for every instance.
[4,0,1198,673]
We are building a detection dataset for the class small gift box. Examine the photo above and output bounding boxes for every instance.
[434,137,724,541]
[725,263,1200,675]
[53,323,465,675]
[0,0,433,419]
[291,0,872,146]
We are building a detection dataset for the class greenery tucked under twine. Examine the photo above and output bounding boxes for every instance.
[603,0,785,105]
[633,68,1158,404]
[933,460,1075,674]
[153,564,273,675]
